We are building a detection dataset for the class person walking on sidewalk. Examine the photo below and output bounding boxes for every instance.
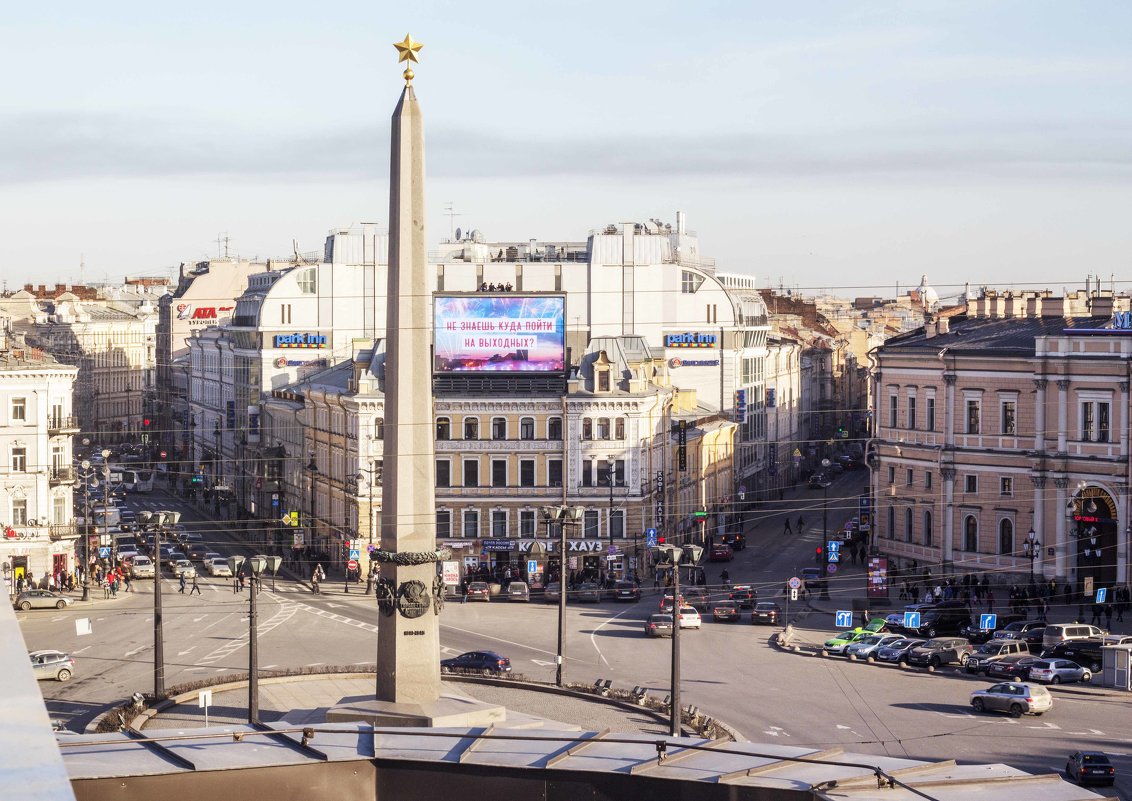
[783,518,792,535]
[178,573,186,594]
[190,573,201,596]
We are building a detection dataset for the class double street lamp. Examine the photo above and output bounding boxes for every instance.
[227,553,282,724]
[1023,529,1041,584]
[137,510,180,700]
[651,542,703,737]
[820,458,831,600]
[540,505,583,687]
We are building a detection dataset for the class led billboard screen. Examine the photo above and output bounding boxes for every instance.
[434,294,565,373]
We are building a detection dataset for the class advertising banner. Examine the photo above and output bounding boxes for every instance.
[866,556,888,599]
[433,295,565,373]
[442,561,461,585]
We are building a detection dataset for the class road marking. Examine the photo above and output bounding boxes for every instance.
[588,605,640,668]
[51,616,65,623]
[262,664,278,670]
[306,662,323,667]
[192,616,207,623]
[177,647,197,656]
[531,659,555,667]
[326,603,347,609]
[1028,721,1060,730]
[72,646,91,654]
[197,603,300,664]
[124,646,146,658]
[440,646,460,655]
[441,623,564,660]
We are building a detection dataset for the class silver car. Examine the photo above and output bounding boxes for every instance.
[970,682,1053,717]
[171,560,197,579]
[14,590,72,611]
[507,581,530,602]
[846,634,904,661]
[207,558,233,577]
[1029,658,1093,684]
[29,650,75,682]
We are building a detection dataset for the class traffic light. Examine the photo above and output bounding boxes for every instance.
[143,417,151,428]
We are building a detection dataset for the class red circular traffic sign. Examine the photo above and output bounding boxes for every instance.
[347,559,359,571]
[826,563,838,574]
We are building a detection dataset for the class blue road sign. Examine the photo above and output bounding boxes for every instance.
[835,610,853,628]
[828,540,840,551]
[980,613,997,631]
[1096,588,1108,604]
[98,546,111,559]
[827,552,840,563]
[903,612,921,629]
[527,559,538,575]
[348,549,360,561]
[645,528,658,548]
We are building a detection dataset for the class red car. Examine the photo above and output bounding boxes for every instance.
[709,544,734,562]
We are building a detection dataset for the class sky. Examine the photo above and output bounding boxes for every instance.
[2,0,1130,298]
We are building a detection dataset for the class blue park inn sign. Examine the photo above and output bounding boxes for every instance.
[274,332,328,349]
[665,332,717,348]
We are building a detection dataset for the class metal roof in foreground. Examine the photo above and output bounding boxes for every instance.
[58,722,1109,801]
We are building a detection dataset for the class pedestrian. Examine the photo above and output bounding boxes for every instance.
[190,573,201,595]
[179,574,186,594]
[1090,602,1103,626]
[783,518,792,535]
[986,589,994,611]
[122,572,132,593]
[102,576,111,600]
[1038,597,1048,622]
[797,515,805,531]
[1104,603,1114,629]
[238,569,246,592]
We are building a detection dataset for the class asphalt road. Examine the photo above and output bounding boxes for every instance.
[17,479,1130,799]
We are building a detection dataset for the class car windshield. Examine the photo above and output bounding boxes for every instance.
[1082,754,1110,764]
[887,639,913,648]
[650,614,673,623]
[923,639,947,648]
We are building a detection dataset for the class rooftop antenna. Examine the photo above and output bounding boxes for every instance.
[216,232,231,260]
[79,253,85,286]
[443,202,463,241]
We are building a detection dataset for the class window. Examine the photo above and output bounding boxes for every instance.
[597,418,611,440]
[436,510,451,539]
[53,496,67,525]
[965,399,980,434]
[888,395,898,428]
[1001,401,1016,435]
[610,510,625,539]
[583,510,600,537]
[297,268,317,294]
[597,370,611,392]
[463,459,479,487]
[906,469,914,487]
[904,507,913,543]
[964,516,978,552]
[964,474,977,493]
[923,511,933,547]
[887,466,895,484]
[12,447,27,473]
[999,519,1014,555]
[463,418,479,440]
[462,510,479,538]
[520,510,536,537]
[926,397,936,430]
[925,471,933,490]
[548,417,563,440]
[615,418,625,440]
[373,418,385,439]
[491,511,507,537]
[519,459,535,487]
[1000,477,1013,497]
[614,459,625,486]
[1080,400,1111,442]
[581,459,593,487]
[886,506,895,539]
[11,397,26,421]
[907,396,917,430]
[12,498,28,526]
[582,419,593,440]
[681,270,705,294]
[435,460,451,488]
[519,417,534,440]
[548,459,563,487]
[492,417,507,440]
[491,459,507,488]
[436,417,450,440]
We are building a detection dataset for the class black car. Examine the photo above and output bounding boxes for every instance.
[1042,640,1104,673]
[729,585,757,608]
[1066,751,1116,787]
[808,474,832,489]
[750,601,782,625]
[1020,625,1047,653]
[901,602,972,638]
[984,654,1041,682]
[959,613,1025,644]
[613,581,641,602]
[720,532,746,551]
[440,651,512,675]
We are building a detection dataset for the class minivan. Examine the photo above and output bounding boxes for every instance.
[1041,623,1105,651]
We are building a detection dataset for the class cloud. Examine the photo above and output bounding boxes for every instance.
[2,110,1131,186]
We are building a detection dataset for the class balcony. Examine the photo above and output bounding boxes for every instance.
[48,415,81,435]
[50,524,78,541]
[49,466,77,485]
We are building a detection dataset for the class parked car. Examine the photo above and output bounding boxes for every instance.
[729,585,756,608]
[984,654,1041,682]
[846,634,904,661]
[901,603,972,638]
[507,581,530,602]
[465,582,491,602]
[907,637,974,668]
[708,544,734,562]
[1041,623,1106,651]
[875,638,926,665]
[644,613,674,638]
[129,556,156,579]
[1019,625,1048,653]
[1041,640,1105,673]
[711,600,740,622]
[750,601,782,625]
[1065,751,1116,787]
[29,650,75,682]
[970,682,1052,717]
[613,580,641,602]
[1029,658,1094,684]
[543,582,561,603]
[824,628,875,655]
[207,558,233,578]
[965,639,1029,674]
[171,560,197,579]
[14,590,72,611]
[676,606,702,629]
[440,651,512,675]
[960,613,1025,644]
[990,619,1045,642]
[808,473,832,489]
[576,583,602,603]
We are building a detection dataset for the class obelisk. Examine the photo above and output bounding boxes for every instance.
[376,33,441,706]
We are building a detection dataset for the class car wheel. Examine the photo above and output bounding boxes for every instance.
[19,601,31,611]
[441,666,450,674]
[972,698,985,712]
[958,653,970,666]
[1090,662,1100,673]
[56,600,67,609]
[57,669,71,682]
[1051,676,1060,684]
[1081,671,1092,683]
[866,655,875,663]
[1009,704,1023,718]
[481,668,493,677]
[929,656,940,668]
[926,628,937,638]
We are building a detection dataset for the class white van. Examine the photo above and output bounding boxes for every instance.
[1041,623,1106,651]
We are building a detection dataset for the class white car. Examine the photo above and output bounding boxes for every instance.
[129,556,155,579]
[676,606,702,629]
[171,560,197,579]
[201,551,223,564]
[207,558,233,578]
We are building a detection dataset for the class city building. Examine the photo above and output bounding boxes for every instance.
[872,288,1132,592]
[0,334,78,590]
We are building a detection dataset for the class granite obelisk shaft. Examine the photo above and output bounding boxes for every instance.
[377,84,440,704]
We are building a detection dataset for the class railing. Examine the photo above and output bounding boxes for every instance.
[50,466,75,483]
[50,524,77,541]
[48,415,80,433]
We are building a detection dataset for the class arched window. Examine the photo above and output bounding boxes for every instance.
[904,508,913,543]
[964,516,978,552]
[582,418,593,440]
[923,511,933,547]
[491,416,507,440]
[463,417,479,440]
[435,417,450,441]
[999,519,1014,555]
[886,506,895,539]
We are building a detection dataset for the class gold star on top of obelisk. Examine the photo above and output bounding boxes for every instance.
[393,34,423,84]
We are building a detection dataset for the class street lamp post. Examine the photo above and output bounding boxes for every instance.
[1024,529,1041,585]
[77,459,94,602]
[139,510,178,700]
[607,456,616,579]
[305,456,319,571]
[820,458,831,600]
[356,463,381,594]
[651,542,703,737]
[542,505,583,687]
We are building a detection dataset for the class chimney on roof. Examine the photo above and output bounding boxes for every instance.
[937,316,950,335]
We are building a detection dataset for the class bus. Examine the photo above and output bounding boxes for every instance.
[121,469,154,493]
